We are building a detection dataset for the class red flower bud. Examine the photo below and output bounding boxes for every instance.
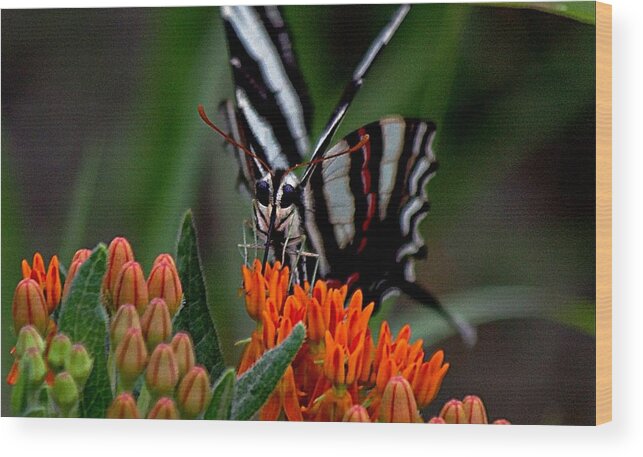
[140,298,172,350]
[493,419,511,425]
[107,392,140,419]
[45,255,62,313]
[72,249,92,263]
[148,397,179,419]
[104,237,135,295]
[176,365,211,419]
[110,304,141,349]
[147,260,183,317]
[62,249,91,301]
[428,416,446,424]
[153,253,176,268]
[462,395,488,424]
[439,399,466,424]
[115,328,148,389]
[171,332,195,379]
[145,343,179,397]
[112,261,148,314]
[12,278,49,336]
[378,375,421,423]
[343,405,371,422]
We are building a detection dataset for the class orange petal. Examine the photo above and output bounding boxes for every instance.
[21,259,31,279]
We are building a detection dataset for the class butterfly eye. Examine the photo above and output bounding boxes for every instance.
[280,184,296,208]
[255,181,270,206]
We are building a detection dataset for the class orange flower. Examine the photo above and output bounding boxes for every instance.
[21,252,61,314]
[238,261,450,422]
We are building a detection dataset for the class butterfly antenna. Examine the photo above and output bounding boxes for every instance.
[198,104,273,175]
[287,134,370,174]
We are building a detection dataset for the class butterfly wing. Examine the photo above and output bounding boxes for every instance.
[303,116,438,305]
[220,5,313,187]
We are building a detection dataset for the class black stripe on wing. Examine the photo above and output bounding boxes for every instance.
[222,6,312,170]
[303,117,438,304]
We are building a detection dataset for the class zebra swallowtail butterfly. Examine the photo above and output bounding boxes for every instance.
[205,4,474,343]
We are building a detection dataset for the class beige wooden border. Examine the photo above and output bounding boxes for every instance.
[595,1,612,425]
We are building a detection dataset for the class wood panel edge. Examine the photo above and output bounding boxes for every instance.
[595,1,612,426]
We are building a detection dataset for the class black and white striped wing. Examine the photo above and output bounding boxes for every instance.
[304,117,438,304]
[220,5,313,189]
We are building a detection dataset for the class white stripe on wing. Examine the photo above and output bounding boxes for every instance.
[322,141,355,249]
[223,6,309,158]
[236,88,288,170]
[378,119,405,221]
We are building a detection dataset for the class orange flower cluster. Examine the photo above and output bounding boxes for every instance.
[239,260,449,422]
[8,253,63,385]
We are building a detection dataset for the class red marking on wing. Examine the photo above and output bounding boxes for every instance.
[359,128,377,233]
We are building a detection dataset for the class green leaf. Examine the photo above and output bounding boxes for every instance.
[204,368,235,420]
[58,244,111,418]
[230,323,306,421]
[174,210,225,380]
[488,2,595,24]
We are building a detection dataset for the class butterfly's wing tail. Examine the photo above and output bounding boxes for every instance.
[400,280,477,348]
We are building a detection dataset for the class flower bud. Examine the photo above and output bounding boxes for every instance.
[103,237,135,295]
[110,304,141,349]
[171,332,195,379]
[112,261,148,314]
[15,325,45,359]
[378,375,421,423]
[493,419,511,425]
[45,255,62,313]
[52,372,79,415]
[62,249,91,301]
[428,416,446,424]
[462,395,488,424]
[343,404,371,422]
[47,333,72,371]
[65,344,93,387]
[21,347,47,386]
[176,365,211,419]
[148,397,180,419]
[153,253,176,268]
[141,298,172,350]
[106,392,140,419]
[12,278,49,336]
[439,399,466,424]
[72,249,92,263]
[145,343,179,397]
[147,260,183,317]
[115,328,148,389]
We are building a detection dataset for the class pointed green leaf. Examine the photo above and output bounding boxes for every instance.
[204,368,235,420]
[174,210,225,380]
[58,244,111,418]
[230,323,306,421]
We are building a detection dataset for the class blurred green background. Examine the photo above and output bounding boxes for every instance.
[2,3,596,423]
